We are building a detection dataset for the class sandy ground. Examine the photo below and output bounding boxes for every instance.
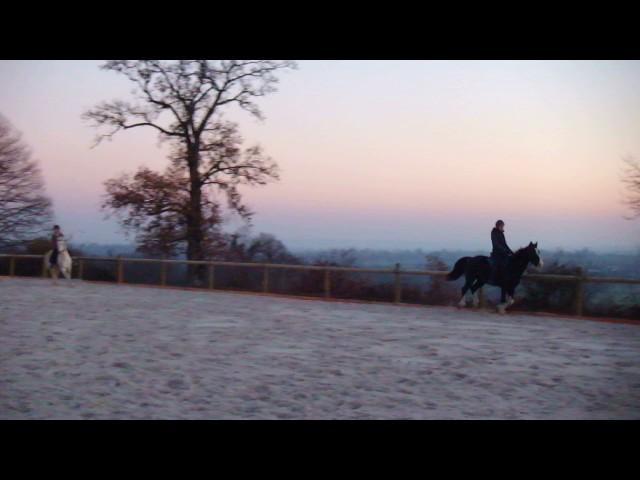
[1,277,639,419]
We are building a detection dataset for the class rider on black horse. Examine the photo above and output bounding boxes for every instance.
[50,225,63,268]
[490,220,512,284]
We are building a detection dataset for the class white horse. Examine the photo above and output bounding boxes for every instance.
[44,238,72,283]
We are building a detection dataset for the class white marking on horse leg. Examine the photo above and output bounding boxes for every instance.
[507,295,515,306]
[472,291,480,307]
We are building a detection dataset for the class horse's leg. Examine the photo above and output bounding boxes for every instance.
[497,287,508,314]
[506,286,516,306]
[470,280,484,308]
[458,275,473,307]
[61,261,71,280]
[458,285,468,307]
[51,266,59,285]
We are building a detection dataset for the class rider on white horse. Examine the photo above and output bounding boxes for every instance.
[50,225,64,268]
[45,225,72,282]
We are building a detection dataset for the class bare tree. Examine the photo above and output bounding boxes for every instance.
[623,156,640,219]
[103,165,227,258]
[83,60,295,280]
[0,115,52,250]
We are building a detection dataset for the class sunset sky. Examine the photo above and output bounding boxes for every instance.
[1,60,639,251]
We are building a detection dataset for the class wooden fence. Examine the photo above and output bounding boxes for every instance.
[2,254,639,317]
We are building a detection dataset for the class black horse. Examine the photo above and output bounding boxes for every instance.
[445,242,543,313]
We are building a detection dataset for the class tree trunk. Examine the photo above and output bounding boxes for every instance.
[186,148,206,285]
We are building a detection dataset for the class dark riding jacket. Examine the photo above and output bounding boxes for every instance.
[491,228,513,259]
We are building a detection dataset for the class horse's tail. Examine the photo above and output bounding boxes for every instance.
[446,257,469,281]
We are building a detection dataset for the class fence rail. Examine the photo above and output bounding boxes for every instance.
[2,253,639,316]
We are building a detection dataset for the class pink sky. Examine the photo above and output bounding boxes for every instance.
[1,60,639,251]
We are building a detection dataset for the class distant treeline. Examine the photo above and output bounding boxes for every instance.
[295,247,640,279]
[66,243,640,279]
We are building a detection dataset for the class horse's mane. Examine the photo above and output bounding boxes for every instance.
[513,246,530,257]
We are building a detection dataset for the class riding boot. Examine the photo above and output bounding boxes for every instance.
[50,249,59,268]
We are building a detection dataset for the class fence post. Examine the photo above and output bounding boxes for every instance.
[394,263,402,304]
[574,274,585,316]
[117,257,123,284]
[42,256,48,278]
[160,260,167,286]
[263,265,270,293]
[9,256,15,277]
[324,269,331,299]
[208,264,215,289]
[78,259,84,280]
